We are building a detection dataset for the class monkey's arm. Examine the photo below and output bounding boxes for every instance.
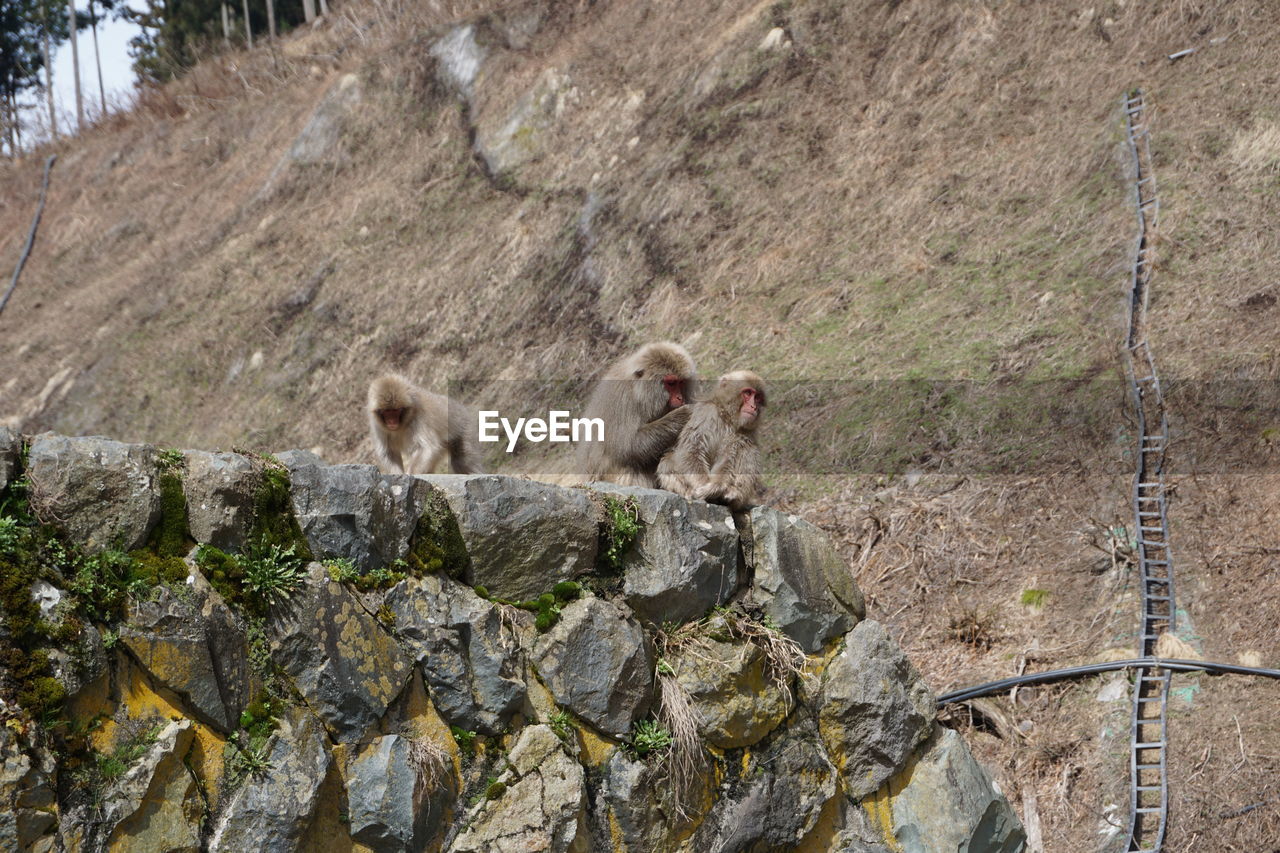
[622,406,692,468]
[371,429,405,474]
[698,438,761,509]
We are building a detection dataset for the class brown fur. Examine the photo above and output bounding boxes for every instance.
[657,370,765,510]
[577,342,698,487]
[367,374,486,475]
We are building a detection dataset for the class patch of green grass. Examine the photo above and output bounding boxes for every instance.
[1020,588,1050,608]
[147,462,193,559]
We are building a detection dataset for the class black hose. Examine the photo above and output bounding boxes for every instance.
[938,657,1280,705]
[1,154,57,320]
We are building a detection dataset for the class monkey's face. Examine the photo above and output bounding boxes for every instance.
[662,374,687,409]
[378,408,407,431]
[737,386,765,430]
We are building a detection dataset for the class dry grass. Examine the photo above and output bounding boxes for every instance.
[407,731,451,792]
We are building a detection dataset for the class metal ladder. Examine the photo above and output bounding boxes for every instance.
[1122,89,1173,853]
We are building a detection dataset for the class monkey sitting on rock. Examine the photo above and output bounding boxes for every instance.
[657,370,766,511]
[367,374,486,475]
[577,341,698,487]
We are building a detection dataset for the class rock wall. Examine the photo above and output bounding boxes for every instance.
[0,430,1025,853]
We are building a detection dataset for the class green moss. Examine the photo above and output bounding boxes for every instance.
[485,780,507,799]
[248,463,312,562]
[194,544,245,608]
[405,490,469,579]
[551,581,581,601]
[148,469,193,558]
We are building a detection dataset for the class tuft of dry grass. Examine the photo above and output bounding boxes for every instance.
[407,732,450,792]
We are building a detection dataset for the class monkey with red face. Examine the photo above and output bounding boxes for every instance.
[577,342,698,487]
[368,374,486,475]
[657,370,766,510]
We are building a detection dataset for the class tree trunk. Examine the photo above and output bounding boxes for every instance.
[265,0,276,40]
[302,0,315,23]
[40,1,57,139]
[67,0,83,129]
[89,0,105,115]
[319,0,329,15]
[222,3,231,46]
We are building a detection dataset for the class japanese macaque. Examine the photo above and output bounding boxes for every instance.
[657,370,766,510]
[367,374,486,475]
[577,342,698,487]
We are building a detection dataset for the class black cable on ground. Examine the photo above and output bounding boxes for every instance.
[938,657,1280,705]
[1,154,57,320]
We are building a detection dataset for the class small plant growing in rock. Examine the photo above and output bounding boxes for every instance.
[450,725,477,757]
[548,710,574,742]
[226,733,274,782]
[485,778,507,800]
[94,720,165,784]
[0,517,20,554]
[406,733,449,789]
[624,719,673,759]
[598,496,640,573]
[241,543,307,610]
[325,557,406,592]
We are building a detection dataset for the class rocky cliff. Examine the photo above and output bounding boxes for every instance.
[0,427,1024,852]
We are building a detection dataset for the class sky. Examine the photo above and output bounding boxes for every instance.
[21,10,141,139]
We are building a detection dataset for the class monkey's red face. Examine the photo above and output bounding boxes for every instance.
[663,375,687,409]
[739,387,765,428]
[378,408,405,431]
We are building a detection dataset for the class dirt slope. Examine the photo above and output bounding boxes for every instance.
[3,1,1280,850]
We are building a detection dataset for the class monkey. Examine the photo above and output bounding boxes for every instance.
[576,342,698,487]
[657,370,766,510]
[367,374,486,475]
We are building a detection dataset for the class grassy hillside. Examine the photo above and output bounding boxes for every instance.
[3,0,1280,849]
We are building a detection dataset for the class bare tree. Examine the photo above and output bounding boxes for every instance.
[88,0,106,115]
[302,0,315,23]
[265,0,276,40]
[242,0,253,48]
[66,0,82,129]
[221,2,232,46]
[39,0,56,139]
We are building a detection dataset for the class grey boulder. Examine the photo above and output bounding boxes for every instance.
[25,434,161,554]
[425,474,596,600]
[386,574,526,735]
[209,710,332,852]
[182,450,260,551]
[532,597,652,738]
[592,483,739,625]
[285,462,432,571]
[739,506,865,653]
[807,620,936,799]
